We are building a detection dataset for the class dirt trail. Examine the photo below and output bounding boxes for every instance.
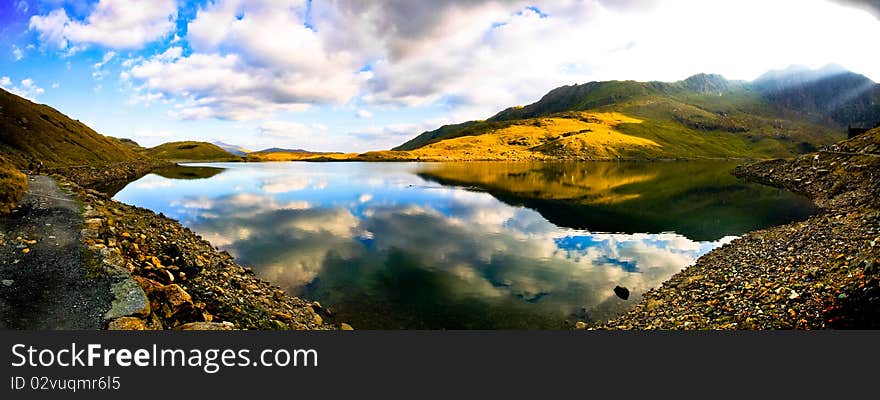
[0,175,112,329]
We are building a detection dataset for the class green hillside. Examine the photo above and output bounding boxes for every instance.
[0,88,146,168]
[393,68,877,160]
[146,141,240,161]
[112,137,145,151]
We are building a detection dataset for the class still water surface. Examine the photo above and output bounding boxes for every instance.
[115,161,816,329]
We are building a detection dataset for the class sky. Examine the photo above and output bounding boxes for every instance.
[1,0,879,152]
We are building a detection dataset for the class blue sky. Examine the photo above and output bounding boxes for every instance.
[2,0,879,152]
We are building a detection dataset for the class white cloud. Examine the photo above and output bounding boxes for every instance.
[11,45,23,61]
[0,77,45,100]
[130,49,316,120]
[85,0,880,147]
[94,51,116,68]
[123,0,367,121]
[29,0,178,50]
[15,0,28,14]
[261,176,313,193]
[346,119,452,151]
[258,120,313,138]
[91,50,117,80]
[128,91,166,106]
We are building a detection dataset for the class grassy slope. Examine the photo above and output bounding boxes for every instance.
[0,88,145,168]
[146,141,241,161]
[386,112,665,161]
[111,137,145,151]
[391,76,844,160]
[0,155,27,213]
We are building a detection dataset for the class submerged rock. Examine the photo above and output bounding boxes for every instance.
[614,286,630,300]
[108,317,148,330]
[176,322,235,330]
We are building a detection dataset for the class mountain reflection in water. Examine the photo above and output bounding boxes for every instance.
[114,161,815,329]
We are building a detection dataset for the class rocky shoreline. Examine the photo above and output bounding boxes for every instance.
[593,129,880,329]
[45,160,170,188]
[50,164,348,330]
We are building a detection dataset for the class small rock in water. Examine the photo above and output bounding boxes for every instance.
[176,322,234,330]
[108,317,148,330]
[1,280,13,287]
[614,286,630,300]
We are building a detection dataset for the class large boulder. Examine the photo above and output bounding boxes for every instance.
[104,278,150,320]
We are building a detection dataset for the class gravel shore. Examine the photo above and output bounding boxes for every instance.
[50,165,346,330]
[74,184,342,330]
[595,129,880,329]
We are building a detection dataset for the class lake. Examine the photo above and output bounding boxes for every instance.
[114,161,816,329]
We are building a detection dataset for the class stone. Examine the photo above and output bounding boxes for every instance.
[104,278,150,320]
[99,247,128,277]
[646,299,662,310]
[83,209,101,218]
[175,322,235,330]
[313,314,323,326]
[1,280,13,287]
[574,321,587,330]
[108,317,148,330]
[340,323,354,331]
[85,218,103,230]
[613,286,630,300]
[162,284,192,308]
[159,284,196,320]
[133,276,165,297]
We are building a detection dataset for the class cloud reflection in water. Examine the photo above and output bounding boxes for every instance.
[114,162,800,329]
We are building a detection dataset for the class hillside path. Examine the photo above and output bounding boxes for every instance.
[0,175,112,329]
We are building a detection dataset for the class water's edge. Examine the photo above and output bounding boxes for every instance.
[51,155,877,330]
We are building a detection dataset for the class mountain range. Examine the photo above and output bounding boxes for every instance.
[212,141,251,156]
[392,65,879,160]
[1,65,878,168]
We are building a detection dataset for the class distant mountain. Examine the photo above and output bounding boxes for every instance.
[212,141,251,156]
[393,66,877,160]
[146,141,240,161]
[753,65,880,128]
[252,147,322,154]
[245,148,348,162]
[0,87,146,168]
